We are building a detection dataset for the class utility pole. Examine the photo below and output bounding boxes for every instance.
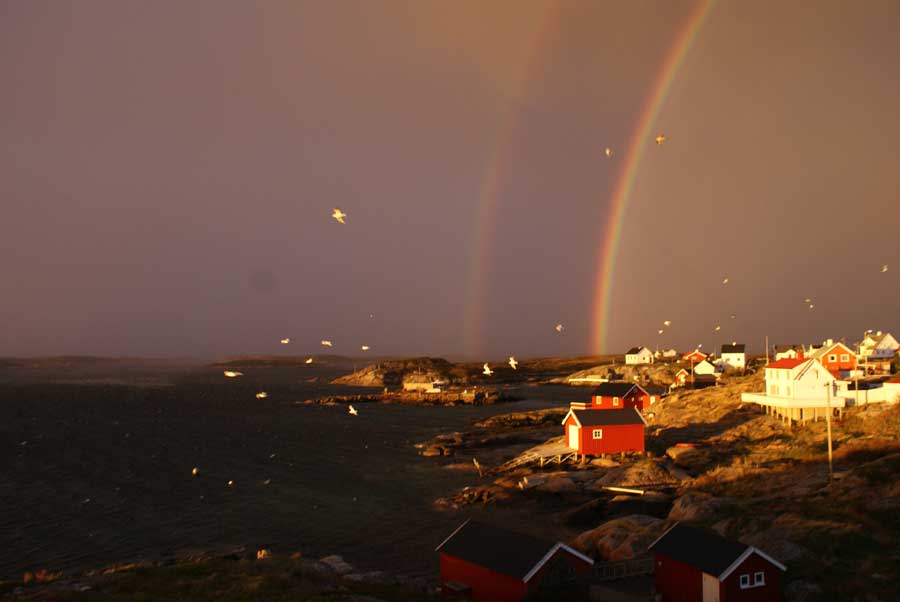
[765,335,769,365]
[825,383,833,484]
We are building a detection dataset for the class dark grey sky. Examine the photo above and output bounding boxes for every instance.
[2,1,898,359]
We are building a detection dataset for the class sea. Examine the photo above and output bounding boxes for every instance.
[0,361,587,580]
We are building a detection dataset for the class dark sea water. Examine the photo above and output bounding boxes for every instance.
[0,362,586,580]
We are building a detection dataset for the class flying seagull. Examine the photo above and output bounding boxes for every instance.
[604,147,613,157]
[722,277,729,285]
[883,264,889,273]
[555,323,564,333]
[223,371,243,378]
[192,467,198,476]
[348,405,358,416]
[255,392,268,399]
[482,363,493,376]
[331,208,347,224]
[658,329,664,335]
[360,345,370,351]
[305,357,313,364]
[663,320,671,327]
[508,356,518,370]
[320,340,333,347]
[714,325,721,332]
[655,134,666,145]
[280,338,290,344]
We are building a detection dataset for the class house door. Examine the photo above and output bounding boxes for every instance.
[567,425,579,450]
[702,573,720,602]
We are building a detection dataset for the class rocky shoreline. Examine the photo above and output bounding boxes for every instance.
[296,388,519,407]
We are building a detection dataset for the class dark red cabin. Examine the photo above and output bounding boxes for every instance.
[562,407,646,455]
[649,523,786,602]
[589,382,654,410]
[436,519,593,602]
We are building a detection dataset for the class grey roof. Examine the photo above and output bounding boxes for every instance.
[625,347,646,355]
[773,344,801,352]
[572,408,645,426]
[436,520,557,580]
[721,344,745,354]
[591,382,643,398]
[649,524,749,577]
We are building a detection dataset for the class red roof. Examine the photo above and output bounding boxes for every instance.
[767,358,807,369]
[887,376,900,384]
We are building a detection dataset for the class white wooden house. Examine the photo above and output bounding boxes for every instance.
[773,345,803,361]
[625,346,654,365]
[719,344,746,371]
[693,359,718,376]
[859,331,899,360]
[742,357,849,424]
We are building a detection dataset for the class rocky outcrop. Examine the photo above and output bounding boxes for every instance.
[331,358,454,386]
[667,492,732,522]
[573,515,667,561]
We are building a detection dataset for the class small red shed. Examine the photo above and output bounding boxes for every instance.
[589,382,654,410]
[649,523,786,602]
[675,369,690,386]
[436,519,593,602]
[562,408,646,455]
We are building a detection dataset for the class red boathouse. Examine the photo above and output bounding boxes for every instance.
[562,407,646,455]
[436,519,593,602]
[649,523,786,602]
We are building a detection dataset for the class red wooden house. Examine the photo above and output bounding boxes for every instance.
[809,341,857,377]
[583,382,655,410]
[649,523,786,602]
[436,519,593,602]
[683,350,708,363]
[675,369,690,387]
[562,408,646,455]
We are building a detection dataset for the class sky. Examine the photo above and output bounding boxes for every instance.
[1,0,898,360]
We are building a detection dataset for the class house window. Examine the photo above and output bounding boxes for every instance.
[754,572,765,586]
[740,574,750,589]
[592,429,603,440]
[829,354,837,362]
[613,397,619,406]
[786,386,791,397]
[769,384,776,396]
[840,354,849,362]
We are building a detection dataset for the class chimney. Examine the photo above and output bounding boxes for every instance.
[797,348,805,360]
[826,338,834,346]
[877,330,883,336]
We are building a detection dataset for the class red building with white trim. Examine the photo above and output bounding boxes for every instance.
[808,341,857,377]
[436,520,593,602]
[683,350,708,363]
[562,407,646,455]
[649,523,786,602]
[580,382,654,411]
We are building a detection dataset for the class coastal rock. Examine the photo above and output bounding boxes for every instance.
[592,459,677,489]
[331,358,454,386]
[785,580,823,602]
[539,475,579,494]
[573,515,667,561]
[665,445,711,470]
[319,555,355,575]
[667,493,731,523]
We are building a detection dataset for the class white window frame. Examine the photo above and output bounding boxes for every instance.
[740,574,750,589]
[754,571,765,586]
[613,397,619,406]
[840,354,849,362]
[592,429,603,440]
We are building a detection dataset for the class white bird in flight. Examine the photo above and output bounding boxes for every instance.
[722,277,729,285]
[555,323,564,333]
[280,338,290,344]
[223,371,243,378]
[483,363,493,376]
[227,480,234,487]
[255,392,268,399]
[658,329,664,335]
[508,356,518,370]
[663,320,671,327]
[809,304,815,309]
[655,134,666,145]
[191,467,198,476]
[604,147,613,157]
[360,345,370,351]
[714,325,721,332]
[804,298,812,303]
[348,405,358,416]
[883,264,889,273]
[332,208,347,224]
[305,357,313,364]
[320,340,333,347]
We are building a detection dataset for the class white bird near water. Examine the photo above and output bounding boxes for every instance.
[223,371,243,378]
[348,405,358,416]
[280,338,290,344]
[256,392,268,399]
[663,320,671,327]
[321,340,333,347]
[482,363,493,376]
[655,133,666,145]
[360,345,370,351]
[508,356,518,370]
[332,208,347,224]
